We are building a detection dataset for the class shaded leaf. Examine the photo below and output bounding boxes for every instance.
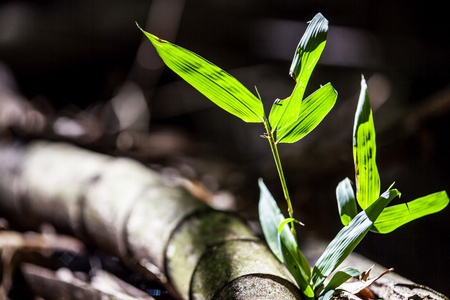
[278,223,314,299]
[311,188,399,289]
[319,267,360,300]
[137,24,264,123]
[336,178,358,226]
[276,83,337,143]
[258,178,285,261]
[372,191,449,233]
[258,179,313,298]
[353,76,380,209]
[269,13,329,133]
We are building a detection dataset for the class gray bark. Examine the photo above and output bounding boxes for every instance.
[0,140,300,299]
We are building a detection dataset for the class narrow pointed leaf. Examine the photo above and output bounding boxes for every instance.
[290,13,329,81]
[137,24,264,123]
[311,188,399,289]
[269,13,329,132]
[278,218,304,234]
[258,178,285,261]
[353,76,380,209]
[258,179,313,298]
[276,83,337,143]
[324,267,360,291]
[319,267,360,300]
[336,178,358,226]
[278,223,314,299]
[372,191,449,233]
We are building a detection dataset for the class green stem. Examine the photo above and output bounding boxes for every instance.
[263,119,297,236]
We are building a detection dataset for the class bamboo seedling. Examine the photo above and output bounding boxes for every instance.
[138,13,449,299]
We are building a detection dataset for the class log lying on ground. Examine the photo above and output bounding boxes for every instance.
[0,140,448,300]
[0,140,301,299]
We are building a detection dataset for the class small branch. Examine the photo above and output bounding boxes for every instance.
[263,119,296,236]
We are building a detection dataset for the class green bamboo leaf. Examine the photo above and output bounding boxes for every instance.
[278,218,304,235]
[353,76,380,209]
[290,13,329,81]
[269,13,329,132]
[258,178,285,261]
[336,178,358,226]
[372,191,449,233]
[137,24,264,123]
[277,224,314,299]
[319,267,360,300]
[311,188,399,289]
[258,179,313,298]
[276,83,337,143]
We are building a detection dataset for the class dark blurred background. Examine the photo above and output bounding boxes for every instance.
[0,0,449,295]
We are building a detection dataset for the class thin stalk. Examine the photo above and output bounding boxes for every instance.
[263,119,297,236]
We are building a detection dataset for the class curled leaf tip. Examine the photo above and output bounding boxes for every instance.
[274,98,282,105]
[360,74,367,87]
[135,22,145,32]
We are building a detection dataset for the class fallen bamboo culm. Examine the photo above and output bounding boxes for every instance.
[0,140,301,299]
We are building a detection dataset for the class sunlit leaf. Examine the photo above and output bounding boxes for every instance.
[336,178,358,226]
[137,24,264,123]
[269,13,329,133]
[319,267,360,300]
[268,96,289,134]
[278,218,304,234]
[353,76,380,209]
[258,179,313,298]
[275,83,337,143]
[372,191,449,233]
[311,188,399,289]
[290,13,329,81]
